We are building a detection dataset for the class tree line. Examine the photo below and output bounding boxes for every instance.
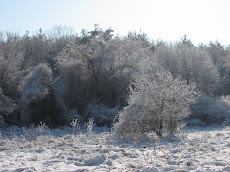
[1,25,230,138]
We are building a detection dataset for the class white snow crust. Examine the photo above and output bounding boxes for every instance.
[1,126,230,171]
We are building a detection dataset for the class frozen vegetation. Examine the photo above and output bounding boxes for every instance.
[1,25,230,171]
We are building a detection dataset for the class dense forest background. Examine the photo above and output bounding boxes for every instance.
[1,25,230,135]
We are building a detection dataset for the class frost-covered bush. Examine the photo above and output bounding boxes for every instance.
[190,94,230,125]
[85,103,119,127]
[113,70,198,140]
[20,64,65,127]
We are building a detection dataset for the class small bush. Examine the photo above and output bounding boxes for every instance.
[64,108,85,126]
[0,87,16,127]
[85,103,119,127]
[190,94,230,125]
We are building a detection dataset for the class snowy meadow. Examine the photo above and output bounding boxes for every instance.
[1,123,230,172]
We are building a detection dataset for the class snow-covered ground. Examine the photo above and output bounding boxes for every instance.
[1,125,230,172]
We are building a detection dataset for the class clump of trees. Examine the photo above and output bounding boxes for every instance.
[0,26,230,140]
[155,42,220,95]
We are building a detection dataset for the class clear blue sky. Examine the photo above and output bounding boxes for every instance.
[1,0,230,45]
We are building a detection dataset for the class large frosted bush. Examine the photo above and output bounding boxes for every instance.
[113,70,198,140]
[20,64,65,127]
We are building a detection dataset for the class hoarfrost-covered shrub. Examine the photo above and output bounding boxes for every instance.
[113,70,198,140]
[190,94,230,125]
[20,64,65,127]
[85,103,119,126]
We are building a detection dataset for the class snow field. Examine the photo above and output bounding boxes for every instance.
[0,126,230,171]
